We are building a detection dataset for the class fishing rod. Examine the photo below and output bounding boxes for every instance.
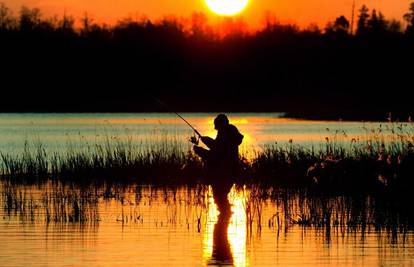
[153,97,202,138]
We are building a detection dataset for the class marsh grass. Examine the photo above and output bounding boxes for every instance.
[0,137,202,184]
[251,122,414,191]
[0,122,413,191]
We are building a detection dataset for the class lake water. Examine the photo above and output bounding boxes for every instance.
[0,113,413,266]
[1,183,414,266]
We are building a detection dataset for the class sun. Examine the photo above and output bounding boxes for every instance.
[205,0,249,16]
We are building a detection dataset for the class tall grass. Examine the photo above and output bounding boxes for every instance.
[0,122,413,190]
[251,122,414,190]
[0,137,202,184]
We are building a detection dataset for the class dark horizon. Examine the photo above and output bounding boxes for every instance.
[1,3,414,120]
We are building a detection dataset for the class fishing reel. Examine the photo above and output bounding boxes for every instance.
[189,134,200,145]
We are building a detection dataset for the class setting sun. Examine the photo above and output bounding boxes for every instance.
[206,0,249,16]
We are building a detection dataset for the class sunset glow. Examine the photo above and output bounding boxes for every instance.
[1,0,411,29]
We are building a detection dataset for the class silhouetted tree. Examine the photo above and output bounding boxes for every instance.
[404,2,414,35]
[0,2,14,30]
[259,20,300,42]
[326,15,350,35]
[335,16,350,33]
[19,6,41,32]
[57,13,75,36]
[80,12,95,37]
[368,9,379,28]
[367,10,388,35]
[356,5,370,36]
[81,13,90,33]
[304,23,321,35]
[61,13,74,30]
[262,11,278,29]
[387,19,402,34]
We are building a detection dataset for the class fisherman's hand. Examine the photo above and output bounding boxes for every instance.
[190,136,199,145]
[201,136,211,143]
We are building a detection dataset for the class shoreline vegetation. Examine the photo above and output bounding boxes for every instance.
[0,122,413,194]
[1,3,414,119]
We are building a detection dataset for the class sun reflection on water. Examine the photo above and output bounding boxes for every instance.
[228,186,248,267]
[202,185,248,266]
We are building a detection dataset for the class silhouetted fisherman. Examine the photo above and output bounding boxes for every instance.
[193,114,244,175]
[193,114,243,216]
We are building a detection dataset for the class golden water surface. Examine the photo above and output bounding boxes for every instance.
[1,184,413,266]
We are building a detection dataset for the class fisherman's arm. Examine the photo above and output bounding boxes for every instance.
[201,136,216,149]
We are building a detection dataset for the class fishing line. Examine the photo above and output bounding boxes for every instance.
[152,97,202,138]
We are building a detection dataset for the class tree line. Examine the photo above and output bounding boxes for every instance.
[0,2,413,120]
[1,3,414,37]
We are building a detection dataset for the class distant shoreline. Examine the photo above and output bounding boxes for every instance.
[1,3,414,123]
[0,110,410,122]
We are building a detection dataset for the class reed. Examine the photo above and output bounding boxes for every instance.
[0,122,412,192]
[251,122,414,191]
[0,137,202,184]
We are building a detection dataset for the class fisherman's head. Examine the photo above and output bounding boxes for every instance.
[214,114,229,130]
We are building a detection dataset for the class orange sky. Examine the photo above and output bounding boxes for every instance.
[2,0,412,29]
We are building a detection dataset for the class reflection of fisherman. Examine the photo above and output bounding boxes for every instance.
[211,211,233,265]
[193,114,244,175]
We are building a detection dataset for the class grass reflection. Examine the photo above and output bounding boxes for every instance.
[1,182,414,266]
